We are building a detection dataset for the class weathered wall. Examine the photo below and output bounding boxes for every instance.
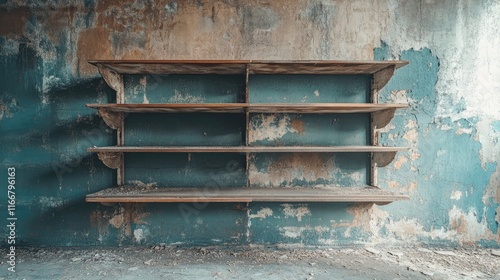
[1,0,499,247]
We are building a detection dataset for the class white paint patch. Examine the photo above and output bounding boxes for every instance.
[133,228,146,243]
[170,89,204,103]
[377,123,396,134]
[249,114,297,143]
[281,226,305,238]
[127,180,158,188]
[248,207,273,219]
[281,204,311,222]
[448,205,497,245]
[389,90,409,104]
[39,196,66,209]
[314,90,320,97]
[450,190,462,200]
[475,120,500,169]
[140,76,149,104]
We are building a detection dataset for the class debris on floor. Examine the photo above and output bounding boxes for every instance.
[1,246,499,279]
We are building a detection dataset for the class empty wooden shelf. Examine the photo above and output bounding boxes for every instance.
[85,59,409,204]
[86,186,409,204]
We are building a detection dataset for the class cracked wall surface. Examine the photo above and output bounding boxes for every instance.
[0,0,499,247]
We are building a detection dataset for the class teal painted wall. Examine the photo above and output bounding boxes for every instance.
[1,0,499,247]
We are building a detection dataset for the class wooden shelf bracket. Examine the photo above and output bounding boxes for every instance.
[372,151,397,167]
[97,108,122,129]
[371,108,397,129]
[97,64,124,102]
[97,152,123,169]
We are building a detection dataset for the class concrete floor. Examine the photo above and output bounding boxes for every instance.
[2,246,499,279]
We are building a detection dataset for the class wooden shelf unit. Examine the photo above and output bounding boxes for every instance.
[86,60,409,204]
[86,186,408,204]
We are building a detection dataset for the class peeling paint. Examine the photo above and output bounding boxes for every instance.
[248,207,273,219]
[282,204,311,222]
[249,114,297,143]
[450,190,462,201]
[393,156,408,170]
[169,89,204,103]
[249,153,335,187]
[2,0,500,247]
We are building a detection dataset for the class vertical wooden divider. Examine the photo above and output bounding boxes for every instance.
[245,64,250,188]
[370,75,378,188]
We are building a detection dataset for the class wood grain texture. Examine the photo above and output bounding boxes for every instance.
[88,60,409,75]
[86,103,408,114]
[86,186,409,203]
[88,146,408,153]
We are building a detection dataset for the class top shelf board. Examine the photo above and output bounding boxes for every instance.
[89,60,409,75]
[87,103,408,114]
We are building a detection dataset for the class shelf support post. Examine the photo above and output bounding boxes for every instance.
[245,64,251,188]
[97,64,125,186]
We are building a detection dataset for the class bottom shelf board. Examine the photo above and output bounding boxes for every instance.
[86,186,409,203]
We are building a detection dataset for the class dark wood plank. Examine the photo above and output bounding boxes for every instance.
[86,103,408,114]
[247,103,408,113]
[88,60,409,75]
[88,146,408,153]
[86,186,409,203]
[87,103,247,113]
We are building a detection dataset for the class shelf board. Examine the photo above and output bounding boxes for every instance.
[87,103,408,114]
[86,186,409,203]
[89,60,408,75]
[88,146,407,153]
[87,103,247,113]
[247,103,408,113]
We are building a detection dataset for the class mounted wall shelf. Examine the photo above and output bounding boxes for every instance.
[86,186,408,204]
[86,60,410,204]
[88,145,407,153]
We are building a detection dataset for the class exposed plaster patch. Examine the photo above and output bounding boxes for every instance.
[281,226,305,238]
[248,207,273,219]
[393,156,408,169]
[133,228,146,244]
[448,205,498,246]
[280,226,329,239]
[139,76,149,104]
[389,90,409,104]
[450,190,462,200]
[291,119,305,134]
[108,204,150,238]
[476,120,500,169]
[408,182,417,192]
[109,211,125,229]
[377,123,396,134]
[483,164,500,204]
[314,90,320,97]
[248,153,335,187]
[249,114,297,143]
[282,204,311,222]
